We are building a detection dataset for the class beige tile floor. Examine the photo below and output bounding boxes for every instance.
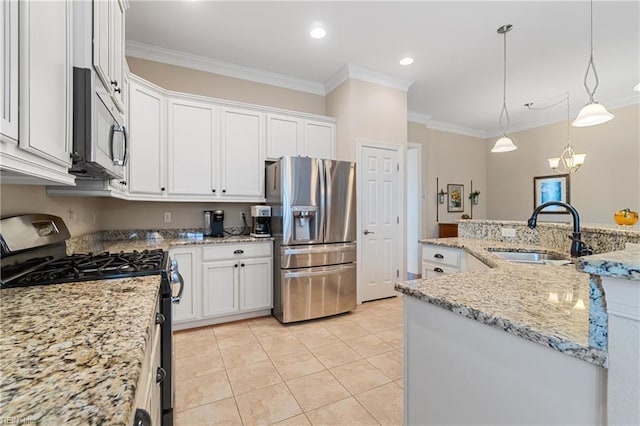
[174,295,404,425]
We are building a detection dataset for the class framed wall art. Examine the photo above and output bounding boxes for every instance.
[447,184,464,212]
[533,174,570,214]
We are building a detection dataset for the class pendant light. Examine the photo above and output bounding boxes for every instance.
[491,24,517,153]
[572,0,615,127]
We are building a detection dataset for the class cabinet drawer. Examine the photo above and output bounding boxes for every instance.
[423,245,460,267]
[202,243,272,261]
[423,263,459,278]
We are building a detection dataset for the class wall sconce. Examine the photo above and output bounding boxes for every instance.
[438,189,447,204]
[469,190,480,205]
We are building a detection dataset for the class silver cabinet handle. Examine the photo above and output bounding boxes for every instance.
[363,229,374,235]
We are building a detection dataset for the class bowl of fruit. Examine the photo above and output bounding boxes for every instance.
[614,208,639,226]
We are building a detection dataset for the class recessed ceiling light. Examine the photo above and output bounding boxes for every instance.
[400,57,414,66]
[310,27,326,39]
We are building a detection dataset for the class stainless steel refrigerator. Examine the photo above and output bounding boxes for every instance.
[266,156,356,323]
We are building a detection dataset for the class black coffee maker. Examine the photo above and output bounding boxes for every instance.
[211,209,224,238]
[250,206,271,238]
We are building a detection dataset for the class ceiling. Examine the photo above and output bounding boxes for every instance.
[126,1,640,138]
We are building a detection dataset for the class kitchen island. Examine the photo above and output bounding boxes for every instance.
[396,238,607,425]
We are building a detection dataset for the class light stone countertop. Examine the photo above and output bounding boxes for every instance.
[397,238,607,367]
[0,276,161,425]
[576,246,640,280]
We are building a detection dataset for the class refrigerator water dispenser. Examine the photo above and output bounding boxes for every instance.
[292,206,318,241]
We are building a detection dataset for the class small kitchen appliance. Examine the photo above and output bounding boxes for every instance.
[203,210,214,236]
[0,214,183,425]
[250,205,271,238]
[212,209,224,238]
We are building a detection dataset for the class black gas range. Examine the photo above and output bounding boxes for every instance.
[0,214,182,426]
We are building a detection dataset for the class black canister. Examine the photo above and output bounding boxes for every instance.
[212,209,224,238]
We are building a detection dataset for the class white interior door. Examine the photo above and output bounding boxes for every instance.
[360,144,401,302]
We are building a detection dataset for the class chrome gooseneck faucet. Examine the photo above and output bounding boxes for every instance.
[527,201,593,258]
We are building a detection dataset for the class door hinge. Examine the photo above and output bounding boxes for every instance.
[397,216,399,224]
[397,163,400,172]
[396,269,399,278]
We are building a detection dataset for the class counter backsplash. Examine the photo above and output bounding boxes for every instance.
[67,227,247,254]
[458,220,640,256]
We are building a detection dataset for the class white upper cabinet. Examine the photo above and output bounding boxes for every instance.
[303,120,336,160]
[266,114,302,160]
[265,115,336,161]
[93,0,126,114]
[0,0,75,186]
[128,79,166,196]
[219,107,265,200]
[167,98,217,196]
[1,0,18,143]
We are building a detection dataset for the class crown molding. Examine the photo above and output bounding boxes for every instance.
[407,111,431,125]
[125,40,326,95]
[324,63,414,94]
[427,120,489,139]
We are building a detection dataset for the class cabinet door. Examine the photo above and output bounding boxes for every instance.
[170,247,199,323]
[303,120,335,160]
[19,0,72,166]
[93,0,110,90]
[202,260,239,318]
[110,0,125,109]
[167,99,216,195]
[128,81,166,195]
[266,114,301,160]
[219,107,265,199]
[239,257,273,312]
[1,0,18,142]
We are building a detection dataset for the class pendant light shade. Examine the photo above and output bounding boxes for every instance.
[572,0,614,127]
[491,136,518,153]
[491,24,517,153]
[572,102,615,127]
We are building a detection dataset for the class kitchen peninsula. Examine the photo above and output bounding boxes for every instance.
[396,220,640,425]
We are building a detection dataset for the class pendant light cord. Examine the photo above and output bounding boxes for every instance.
[583,0,600,102]
[499,28,510,135]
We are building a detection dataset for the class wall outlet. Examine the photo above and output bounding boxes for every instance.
[240,211,246,220]
[163,212,172,223]
[501,227,516,238]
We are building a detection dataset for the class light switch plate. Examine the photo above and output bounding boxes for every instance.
[501,227,516,238]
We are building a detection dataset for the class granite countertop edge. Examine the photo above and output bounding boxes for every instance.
[400,238,608,367]
[576,247,640,281]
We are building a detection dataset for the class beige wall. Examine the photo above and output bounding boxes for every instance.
[0,185,102,237]
[327,79,407,161]
[98,199,254,231]
[486,103,640,224]
[409,123,488,239]
[127,57,326,116]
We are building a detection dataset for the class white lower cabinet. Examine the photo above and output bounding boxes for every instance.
[172,242,273,330]
[422,244,488,278]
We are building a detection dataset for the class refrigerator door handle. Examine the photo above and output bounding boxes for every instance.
[283,243,356,256]
[283,263,356,279]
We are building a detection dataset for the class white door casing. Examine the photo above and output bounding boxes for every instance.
[407,142,422,276]
[357,140,403,302]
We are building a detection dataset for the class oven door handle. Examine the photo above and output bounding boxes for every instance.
[171,272,184,304]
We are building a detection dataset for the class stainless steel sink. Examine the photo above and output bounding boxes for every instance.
[488,249,568,264]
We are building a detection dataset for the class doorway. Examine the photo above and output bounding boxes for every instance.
[356,140,403,303]
[406,143,422,279]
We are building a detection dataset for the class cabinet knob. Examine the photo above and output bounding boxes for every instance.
[119,180,127,185]
[161,187,166,191]
[241,263,245,267]
[222,189,226,193]
[234,264,238,268]
[212,189,216,193]
[434,253,444,259]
